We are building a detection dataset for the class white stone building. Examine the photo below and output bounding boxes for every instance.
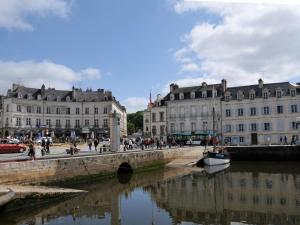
[0,84,127,139]
[222,79,300,145]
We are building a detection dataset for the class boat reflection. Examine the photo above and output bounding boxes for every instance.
[204,163,230,174]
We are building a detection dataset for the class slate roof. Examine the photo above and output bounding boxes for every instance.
[6,84,126,111]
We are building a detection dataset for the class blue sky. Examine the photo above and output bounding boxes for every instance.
[0,0,300,112]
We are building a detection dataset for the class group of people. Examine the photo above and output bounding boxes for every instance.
[280,135,298,145]
[87,138,99,151]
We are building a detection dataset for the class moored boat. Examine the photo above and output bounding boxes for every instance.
[203,151,230,166]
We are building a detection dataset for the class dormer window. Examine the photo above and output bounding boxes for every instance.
[276,89,282,98]
[179,93,184,100]
[225,92,230,102]
[291,89,296,97]
[37,94,42,100]
[237,90,244,101]
[202,91,207,98]
[27,94,32,100]
[213,90,217,98]
[66,96,71,102]
[17,92,22,99]
[263,89,269,99]
[57,96,61,102]
[170,94,175,101]
[46,95,50,101]
[249,90,255,100]
[191,92,195,99]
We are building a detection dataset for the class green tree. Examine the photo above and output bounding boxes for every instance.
[127,111,143,135]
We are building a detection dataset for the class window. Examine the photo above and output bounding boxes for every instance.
[191,92,195,99]
[55,119,61,128]
[179,93,184,100]
[263,106,270,115]
[180,123,185,132]
[27,106,31,113]
[146,126,149,132]
[292,122,299,130]
[291,89,296,97]
[37,94,42,100]
[179,107,185,118]
[103,119,108,128]
[66,120,70,128]
[225,109,231,117]
[202,91,207,98]
[263,91,269,99]
[170,94,175,101]
[264,123,271,131]
[237,91,244,101]
[250,107,256,116]
[191,122,196,132]
[66,96,71,102]
[46,119,51,127]
[75,120,80,128]
[277,105,283,114]
[251,123,257,132]
[46,107,51,114]
[276,90,282,98]
[94,119,99,128]
[17,105,21,112]
[159,112,164,122]
[170,123,175,133]
[16,117,21,126]
[238,108,244,116]
[94,107,98,114]
[56,107,61,114]
[66,108,71,115]
[225,124,231,132]
[250,92,255,100]
[225,94,230,102]
[152,126,157,136]
[36,106,41,114]
[26,118,31,126]
[239,136,244,143]
[85,119,89,127]
[103,107,108,114]
[291,105,298,113]
[238,124,244,132]
[76,107,80,115]
[85,107,89,114]
[160,125,165,135]
[152,113,157,122]
[36,119,41,127]
[5,118,8,126]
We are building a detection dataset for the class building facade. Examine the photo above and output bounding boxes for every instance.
[0,84,127,139]
[143,79,300,145]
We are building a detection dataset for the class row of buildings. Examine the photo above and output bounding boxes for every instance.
[143,79,300,145]
[0,84,127,139]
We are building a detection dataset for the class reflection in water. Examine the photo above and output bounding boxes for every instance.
[1,162,300,225]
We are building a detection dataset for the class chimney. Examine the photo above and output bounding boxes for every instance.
[72,86,76,99]
[258,78,263,88]
[202,82,207,87]
[221,79,227,93]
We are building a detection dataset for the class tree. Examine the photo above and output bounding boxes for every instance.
[127,111,143,135]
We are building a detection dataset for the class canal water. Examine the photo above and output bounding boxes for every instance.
[1,162,300,225]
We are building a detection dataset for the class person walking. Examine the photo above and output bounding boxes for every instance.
[46,138,50,154]
[94,138,99,151]
[88,138,93,150]
[284,136,288,145]
[279,136,283,145]
[28,141,36,160]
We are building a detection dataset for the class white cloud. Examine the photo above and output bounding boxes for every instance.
[122,97,148,113]
[173,1,300,87]
[0,60,101,94]
[0,0,72,30]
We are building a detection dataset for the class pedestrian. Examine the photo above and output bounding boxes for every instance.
[28,141,36,160]
[291,135,296,145]
[88,138,93,150]
[280,136,283,145]
[284,136,288,145]
[46,138,50,154]
[94,138,99,151]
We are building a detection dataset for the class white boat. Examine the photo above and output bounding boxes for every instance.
[204,151,230,166]
[204,163,230,174]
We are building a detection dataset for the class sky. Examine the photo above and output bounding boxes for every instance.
[0,0,300,113]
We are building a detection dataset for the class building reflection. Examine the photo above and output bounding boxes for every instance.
[148,168,300,225]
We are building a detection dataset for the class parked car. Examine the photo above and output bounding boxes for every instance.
[0,139,27,153]
[35,137,53,145]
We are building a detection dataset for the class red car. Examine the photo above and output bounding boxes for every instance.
[0,139,27,153]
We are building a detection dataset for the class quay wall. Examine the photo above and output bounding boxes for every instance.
[0,147,194,185]
[228,145,300,161]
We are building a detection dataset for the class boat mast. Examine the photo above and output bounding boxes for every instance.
[212,85,216,152]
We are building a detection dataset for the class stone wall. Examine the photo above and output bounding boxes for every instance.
[0,147,195,185]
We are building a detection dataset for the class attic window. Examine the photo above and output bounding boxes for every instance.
[276,89,282,98]
[249,90,255,100]
[263,90,269,99]
[37,94,42,100]
[291,89,296,97]
[170,94,175,101]
[27,94,32,100]
[225,93,230,102]
[191,92,195,99]
[46,95,50,101]
[237,91,244,101]
[104,96,108,101]
[202,91,207,98]
[17,93,22,99]
[179,93,184,100]
[57,96,61,102]
[66,96,71,102]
